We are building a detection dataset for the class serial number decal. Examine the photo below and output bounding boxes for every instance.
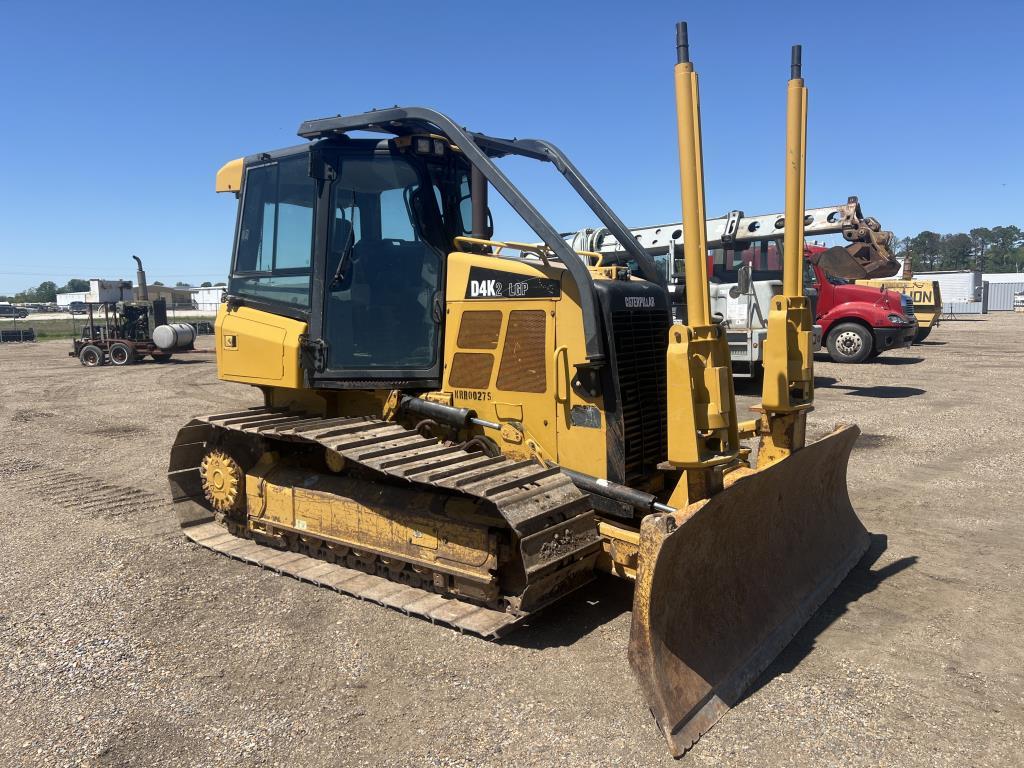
[453,389,492,401]
[465,266,561,300]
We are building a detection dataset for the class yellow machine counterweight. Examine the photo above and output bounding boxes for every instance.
[168,21,872,758]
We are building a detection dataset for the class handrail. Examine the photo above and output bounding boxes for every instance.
[453,236,603,267]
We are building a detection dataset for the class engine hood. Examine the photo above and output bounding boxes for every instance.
[834,283,901,309]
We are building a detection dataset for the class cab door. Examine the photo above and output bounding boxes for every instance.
[307,149,446,389]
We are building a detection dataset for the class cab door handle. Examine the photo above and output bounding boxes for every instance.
[554,345,570,403]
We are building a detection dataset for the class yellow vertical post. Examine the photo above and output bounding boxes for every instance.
[665,22,740,504]
[756,43,814,463]
[674,22,711,327]
[783,46,808,299]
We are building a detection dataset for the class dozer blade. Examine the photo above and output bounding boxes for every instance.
[814,242,901,280]
[628,424,869,757]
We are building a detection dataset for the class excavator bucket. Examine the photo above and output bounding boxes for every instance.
[814,241,901,280]
[628,424,870,756]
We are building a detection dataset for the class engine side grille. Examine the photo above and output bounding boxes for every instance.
[449,352,494,389]
[496,310,547,393]
[611,310,670,481]
[457,310,503,350]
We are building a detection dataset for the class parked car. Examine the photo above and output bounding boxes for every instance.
[68,301,89,316]
[0,304,29,318]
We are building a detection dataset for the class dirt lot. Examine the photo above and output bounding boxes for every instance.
[1,316,1022,767]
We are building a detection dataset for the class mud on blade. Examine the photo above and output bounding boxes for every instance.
[628,425,870,757]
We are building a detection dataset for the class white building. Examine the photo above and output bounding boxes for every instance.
[55,291,89,307]
[190,286,226,313]
[56,279,133,306]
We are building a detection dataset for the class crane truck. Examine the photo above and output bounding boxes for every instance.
[572,197,915,369]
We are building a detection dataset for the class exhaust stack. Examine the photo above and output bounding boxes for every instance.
[133,255,148,301]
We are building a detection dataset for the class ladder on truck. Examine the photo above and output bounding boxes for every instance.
[567,196,881,258]
[566,197,889,378]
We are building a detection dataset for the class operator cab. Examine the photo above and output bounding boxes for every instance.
[226,136,476,387]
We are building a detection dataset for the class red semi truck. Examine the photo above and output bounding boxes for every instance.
[804,243,916,362]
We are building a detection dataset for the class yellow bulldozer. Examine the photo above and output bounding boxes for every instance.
[168,23,870,756]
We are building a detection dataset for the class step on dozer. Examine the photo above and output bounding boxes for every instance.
[168,21,870,758]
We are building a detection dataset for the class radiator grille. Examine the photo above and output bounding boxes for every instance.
[611,310,670,481]
[900,294,917,320]
[496,310,547,393]
[457,310,503,350]
[449,352,494,389]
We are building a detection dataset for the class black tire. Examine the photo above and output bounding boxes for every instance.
[79,344,104,367]
[914,326,932,343]
[826,322,873,364]
[109,342,135,366]
[151,352,173,363]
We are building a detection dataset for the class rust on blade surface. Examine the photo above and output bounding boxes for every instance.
[628,424,870,757]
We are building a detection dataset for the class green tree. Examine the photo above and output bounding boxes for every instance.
[200,281,213,287]
[153,280,165,286]
[969,227,993,270]
[987,226,1024,272]
[904,231,942,270]
[58,278,89,293]
[939,233,972,270]
[175,281,191,288]
[213,281,226,287]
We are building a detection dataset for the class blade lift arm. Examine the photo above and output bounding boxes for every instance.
[755,44,816,466]
[664,22,742,507]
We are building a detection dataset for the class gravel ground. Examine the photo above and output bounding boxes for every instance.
[1,316,1022,767]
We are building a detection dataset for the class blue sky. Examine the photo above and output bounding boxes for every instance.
[1,0,1021,293]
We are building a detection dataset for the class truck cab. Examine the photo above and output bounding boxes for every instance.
[707,239,822,377]
[804,245,916,362]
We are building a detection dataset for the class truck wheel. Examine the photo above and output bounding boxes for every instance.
[826,323,873,364]
[79,344,104,367]
[109,342,135,366]
[914,326,932,343]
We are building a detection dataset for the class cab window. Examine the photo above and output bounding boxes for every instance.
[230,154,315,308]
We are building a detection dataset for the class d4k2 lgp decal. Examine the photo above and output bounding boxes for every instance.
[464,266,561,300]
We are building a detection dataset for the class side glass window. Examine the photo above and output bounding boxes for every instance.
[230,155,315,308]
[380,187,418,241]
[804,261,819,288]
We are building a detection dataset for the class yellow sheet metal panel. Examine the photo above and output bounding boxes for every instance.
[216,304,306,388]
[440,250,607,478]
[245,463,498,583]
[215,157,244,194]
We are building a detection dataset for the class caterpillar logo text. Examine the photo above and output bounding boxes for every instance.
[625,296,657,309]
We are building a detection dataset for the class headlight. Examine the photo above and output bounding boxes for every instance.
[887,313,908,325]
